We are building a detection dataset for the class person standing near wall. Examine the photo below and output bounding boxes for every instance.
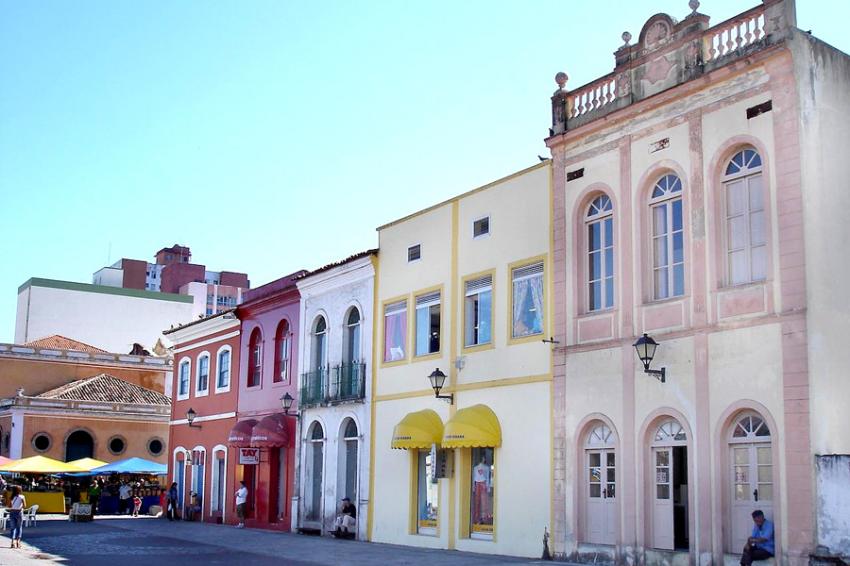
[234,481,248,528]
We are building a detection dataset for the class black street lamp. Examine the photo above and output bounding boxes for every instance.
[187,408,202,428]
[428,368,454,404]
[633,333,666,383]
[281,392,299,417]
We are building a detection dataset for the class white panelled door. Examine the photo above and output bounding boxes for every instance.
[652,447,675,550]
[585,423,616,545]
[651,419,688,551]
[729,414,773,552]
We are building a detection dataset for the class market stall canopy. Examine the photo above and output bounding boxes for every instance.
[250,414,289,447]
[90,457,166,475]
[0,455,86,474]
[228,419,258,447]
[392,409,443,450]
[68,458,108,471]
[0,456,13,466]
[441,404,502,449]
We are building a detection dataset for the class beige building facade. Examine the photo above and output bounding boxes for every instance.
[546,1,850,565]
[369,162,553,557]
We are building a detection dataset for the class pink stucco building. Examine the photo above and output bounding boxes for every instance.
[546,1,850,565]
[230,271,304,531]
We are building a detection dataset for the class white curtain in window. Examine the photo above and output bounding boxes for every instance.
[512,266,543,338]
[529,276,544,331]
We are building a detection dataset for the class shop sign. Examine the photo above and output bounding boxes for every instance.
[239,448,260,465]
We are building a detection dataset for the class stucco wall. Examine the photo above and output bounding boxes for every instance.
[815,455,850,557]
[791,32,850,456]
[15,281,194,353]
[372,163,552,557]
[21,414,168,462]
[296,256,374,539]
[550,40,807,563]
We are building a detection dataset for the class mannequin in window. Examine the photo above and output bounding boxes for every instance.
[472,455,492,524]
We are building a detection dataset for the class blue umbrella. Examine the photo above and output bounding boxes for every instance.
[89,457,167,475]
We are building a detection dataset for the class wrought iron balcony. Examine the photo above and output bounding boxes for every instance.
[299,362,366,408]
[332,362,366,402]
[299,367,327,408]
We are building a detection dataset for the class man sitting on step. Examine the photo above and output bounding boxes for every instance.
[333,497,357,538]
[741,510,774,566]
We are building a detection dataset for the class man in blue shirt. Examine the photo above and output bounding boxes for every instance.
[741,510,774,566]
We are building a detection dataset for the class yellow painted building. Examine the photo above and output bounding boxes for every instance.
[368,161,554,557]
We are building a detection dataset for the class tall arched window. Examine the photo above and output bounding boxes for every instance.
[344,308,361,365]
[216,346,231,392]
[306,422,325,522]
[274,320,291,384]
[191,447,206,517]
[340,309,362,399]
[724,148,766,285]
[247,328,263,388]
[340,419,358,503]
[178,358,191,399]
[312,317,328,372]
[586,195,614,311]
[650,174,684,299]
[196,353,210,395]
[211,446,227,516]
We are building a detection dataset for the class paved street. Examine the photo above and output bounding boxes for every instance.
[0,516,555,565]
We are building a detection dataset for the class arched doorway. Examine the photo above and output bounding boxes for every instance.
[305,422,324,523]
[338,419,358,502]
[650,419,689,551]
[584,422,616,545]
[728,412,773,552]
[65,430,94,462]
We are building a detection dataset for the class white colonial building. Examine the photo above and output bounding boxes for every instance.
[293,251,376,539]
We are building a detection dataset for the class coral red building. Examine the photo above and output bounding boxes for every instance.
[164,310,241,524]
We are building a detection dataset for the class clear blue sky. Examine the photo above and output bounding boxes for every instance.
[0,1,845,344]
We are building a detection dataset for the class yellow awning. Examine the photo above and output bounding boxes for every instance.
[68,458,108,471]
[391,409,443,450]
[0,455,86,474]
[442,404,502,448]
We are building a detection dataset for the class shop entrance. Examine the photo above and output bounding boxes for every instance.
[242,464,257,518]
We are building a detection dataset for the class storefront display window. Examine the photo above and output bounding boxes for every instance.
[417,450,438,534]
[470,447,494,536]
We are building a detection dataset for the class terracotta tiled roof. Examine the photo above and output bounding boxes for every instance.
[297,249,378,280]
[24,335,108,354]
[163,308,236,335]
[35,374,170,406]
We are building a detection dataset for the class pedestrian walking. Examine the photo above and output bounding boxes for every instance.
[88,480,101,516]
[132,492,142,517]
[167,482,179,521]
[234,481,248,528]
[8,485,25,549]
[118,481,132,515]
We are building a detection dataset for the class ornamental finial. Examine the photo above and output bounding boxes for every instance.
[689,0,700,14]
[622,31,632,46]
[555,72,568,90]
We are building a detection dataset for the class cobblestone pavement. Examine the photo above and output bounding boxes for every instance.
[0,516,557,565]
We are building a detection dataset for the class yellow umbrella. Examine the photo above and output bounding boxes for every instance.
[67,458,108,471]
[0,455,86,474]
